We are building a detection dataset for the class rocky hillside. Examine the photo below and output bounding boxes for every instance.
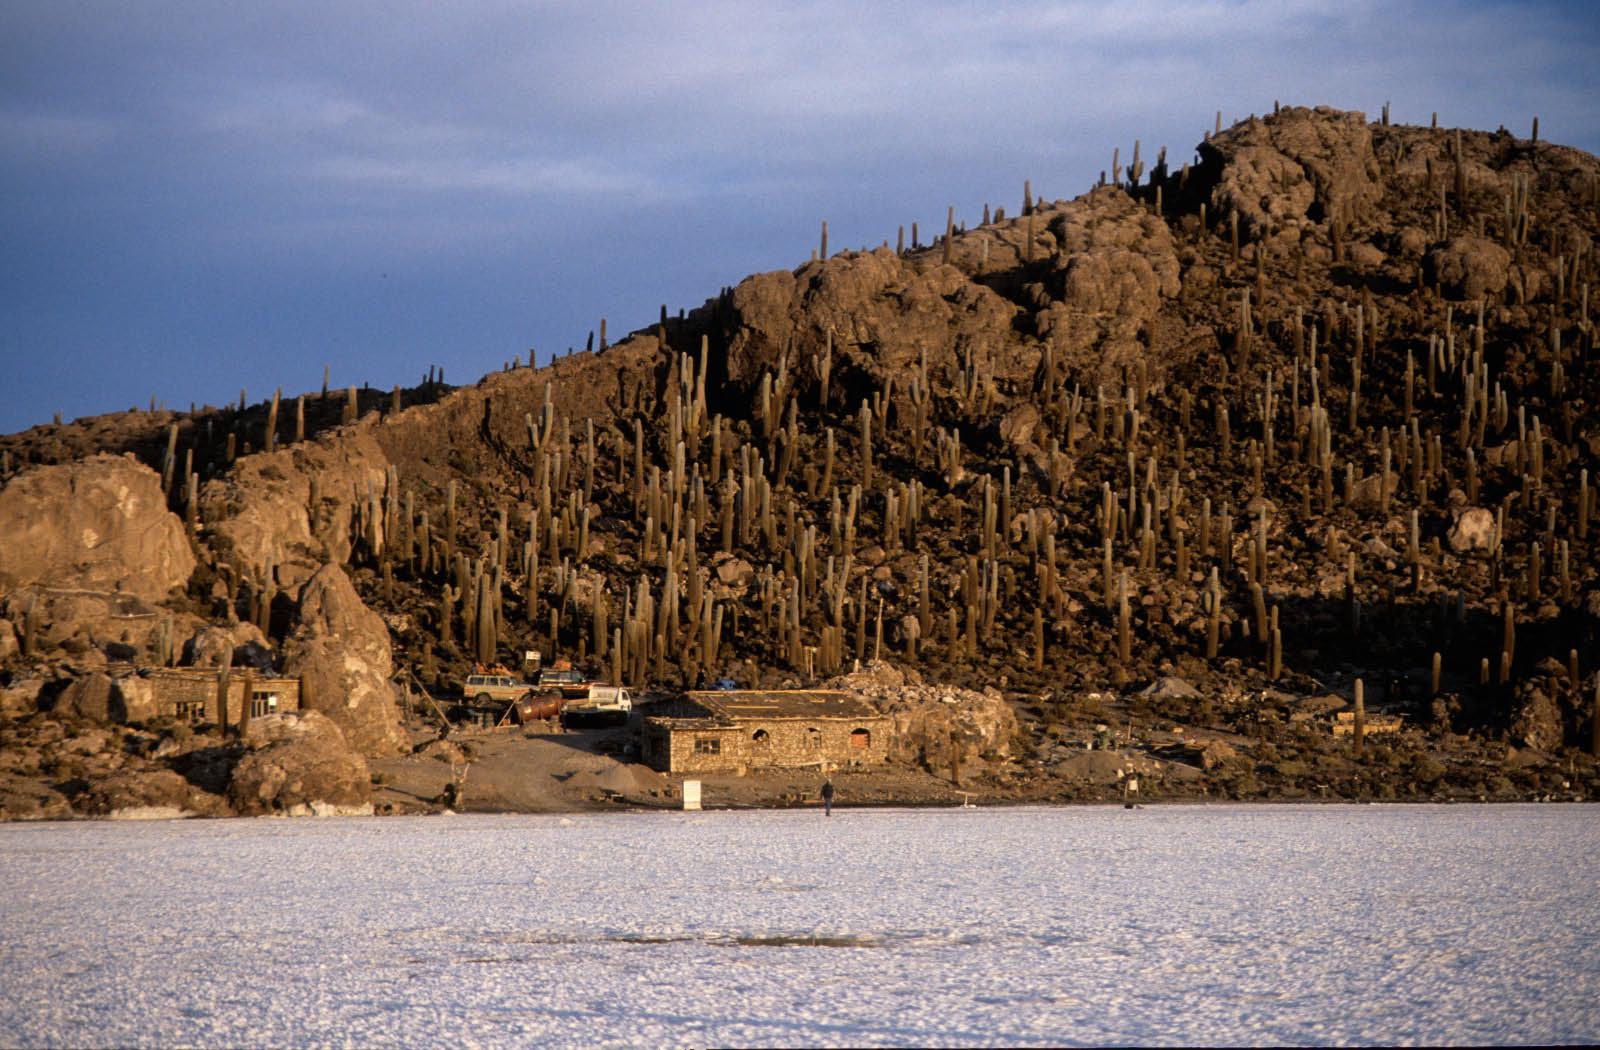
[3,104,1598,814]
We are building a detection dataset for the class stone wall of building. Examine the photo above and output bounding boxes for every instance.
[144,669,301,724]
[642,714,890,774]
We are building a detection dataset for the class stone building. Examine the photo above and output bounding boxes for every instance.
[640,690,891,774]
[143,668,301,725]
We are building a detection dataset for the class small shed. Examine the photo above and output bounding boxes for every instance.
[640,690,891,774]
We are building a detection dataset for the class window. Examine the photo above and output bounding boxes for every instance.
[175,700,205,725]
[250,692,279,718]
[695,736,722,755]
[850,728,870,749]
[804,727,822,750]
[752,729,770,746]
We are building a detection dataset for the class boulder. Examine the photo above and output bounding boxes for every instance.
[1423,236,1511,300]
[76,769,223,818]
[0,454,195,602]
[1510,686,1563,753]
[0,772,72,821]
[52,672,118,723]
[998,403,1041,450]
[281,565,407,756]
[1509,657,1582,752]
[182,622,274,671]
[1141,676,1201,700]
[1447,507,1496,553]
[112,674,161,725]
[714,556,756,589]
[0,678,44,719]
[227,710,373,816]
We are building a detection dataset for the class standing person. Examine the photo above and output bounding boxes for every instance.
[820,777,834,817]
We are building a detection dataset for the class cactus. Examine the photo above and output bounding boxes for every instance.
[215,647,232,735]
[1352,678,1365,755]
[440,583,460,645]
[1116,572,1131,665]
[1268,611,1281,681]
[475,574,496,666]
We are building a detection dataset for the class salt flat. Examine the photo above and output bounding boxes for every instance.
[1,804,1594,1047]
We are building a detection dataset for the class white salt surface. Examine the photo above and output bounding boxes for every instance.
[1,804,1595,1047]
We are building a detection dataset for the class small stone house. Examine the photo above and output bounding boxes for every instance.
[144,668,301,725]
[640,690,892,774]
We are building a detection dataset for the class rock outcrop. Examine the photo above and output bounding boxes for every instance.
[227,711,373,816]
[827,662,1019,781]
[77,769,226,819]
[1201,105,1382,241]
[281,564,407,756]
[0,454,194,602]
[199,430,391,600]
[1423,236,1511,300]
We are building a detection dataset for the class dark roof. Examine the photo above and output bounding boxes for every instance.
[683,690,885,722]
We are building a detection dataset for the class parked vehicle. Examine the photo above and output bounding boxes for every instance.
[561,684,632,724]
[463,673,534,705]
[536,665,590,697]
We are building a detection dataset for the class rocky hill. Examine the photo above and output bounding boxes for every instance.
[3,104,1598,816]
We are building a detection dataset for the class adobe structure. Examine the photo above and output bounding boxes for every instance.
[640,690,891,774]
[142,668,301,725]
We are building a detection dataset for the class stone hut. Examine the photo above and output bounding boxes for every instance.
[640,690,891,774]
[143,668,301,725]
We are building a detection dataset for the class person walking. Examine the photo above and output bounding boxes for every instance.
[820,777,835,817]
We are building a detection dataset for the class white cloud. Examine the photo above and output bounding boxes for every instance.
[310,152,659,199]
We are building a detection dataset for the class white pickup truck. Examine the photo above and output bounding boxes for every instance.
[562,684,632,716]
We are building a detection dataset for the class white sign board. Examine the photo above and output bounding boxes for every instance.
[682,780,701,811]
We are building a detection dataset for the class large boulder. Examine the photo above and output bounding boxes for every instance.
[1423,236,1511,300]
[76,769,226,819]
[227,710,373,816]
[1509,657,1582,752]
[52,672,118,722]
[0,454,195,602]
[1447,506,1496,553]
[182,622,275,671]
[281,564,407,756]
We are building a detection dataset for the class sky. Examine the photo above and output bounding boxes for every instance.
[2,1,1597,435]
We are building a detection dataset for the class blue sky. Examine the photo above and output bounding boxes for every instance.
[2,1,1596,435]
